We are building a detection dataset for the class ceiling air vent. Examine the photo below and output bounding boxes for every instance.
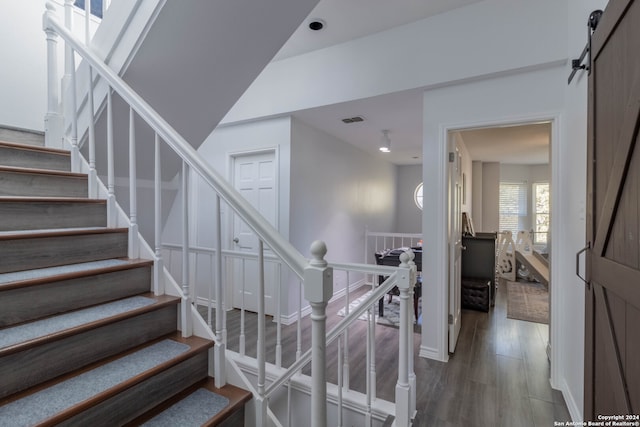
[341,116,364,124]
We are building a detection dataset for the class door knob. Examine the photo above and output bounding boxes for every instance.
[233,237,240,244]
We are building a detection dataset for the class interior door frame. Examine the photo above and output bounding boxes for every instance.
[440,113,560,380]
[226,147,280,312]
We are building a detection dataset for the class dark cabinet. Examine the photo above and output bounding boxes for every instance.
[461,232,497,310]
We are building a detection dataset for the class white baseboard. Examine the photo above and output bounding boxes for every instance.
[419,344,448,362]
[557,378,582,422]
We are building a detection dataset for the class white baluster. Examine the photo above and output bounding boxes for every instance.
[69,51,79,171]
[304,241,333,427]
[337,336,343,427]
[365,303,372,426]
[395,252,413,427]
[296,280,302,361]
[256,240,267,427]
[275,262,282,369]
[128,107,139,258]
[343,271,350,390]
[44,3,64,149]
[106,90,115,227]
[62,0,74,131]
[102,0,110,17]
[214,195,226,387]
[181,160,192,337]
[239,258,246,356]
[87,66,97,198]
[153,133,164,295]
[369,293,377,404]
[84,0,90,44]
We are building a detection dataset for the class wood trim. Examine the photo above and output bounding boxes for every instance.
[591,0,634,60]
[0,294,179,357]
[0,258,153,291]
[0,166,86,178]
[0,197,106,204]
[0,227,128,242]
[594,284,632,413]
[592,70,640,257]
[123,377,252,426]
[0,141,70,156]
[593,257,640,309]
[584,286,595,418]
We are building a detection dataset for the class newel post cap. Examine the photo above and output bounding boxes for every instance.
[304,241,332,303]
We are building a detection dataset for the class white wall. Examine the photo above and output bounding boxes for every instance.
[472,161,483,229]
[395,165,422,233]
[0,2,48,131]
[290,118,397,309]
[422,65,566,364]
[555,0,609,421]
[222,0,567,126]
[481,162,501,232]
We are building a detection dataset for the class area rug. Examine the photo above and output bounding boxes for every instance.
[337,291,421,328]
[506,280,549,324]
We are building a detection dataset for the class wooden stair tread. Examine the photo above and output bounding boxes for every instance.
[0,227,127,241]
[0,258,153,290]
[0,140,70,155]
[0,293,179,357]
[0,333,212,425]
[0,165,85,177]
[125,377,252,426]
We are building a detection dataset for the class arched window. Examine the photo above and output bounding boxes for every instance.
[414,183,423,210]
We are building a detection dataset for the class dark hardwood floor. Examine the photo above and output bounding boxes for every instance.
[199,279,570,426]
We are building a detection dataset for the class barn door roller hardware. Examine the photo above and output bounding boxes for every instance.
[567,9,603,84]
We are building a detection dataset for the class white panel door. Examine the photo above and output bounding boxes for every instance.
[231,151,278,315]
[448,146,463,353]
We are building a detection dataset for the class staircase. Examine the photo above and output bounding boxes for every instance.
[0,134,250,426]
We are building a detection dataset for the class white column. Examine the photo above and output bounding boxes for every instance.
[304,241,333,427]
[395,252,414,427]
[43,3,63,149]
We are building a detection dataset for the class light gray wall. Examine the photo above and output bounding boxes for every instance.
[395,165,422,233]
[0,1,47,131]
[481,162,500,232]
[472,161,483,230]
[290,118,397,302]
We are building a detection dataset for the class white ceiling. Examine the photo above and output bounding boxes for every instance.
[274,0,550,166]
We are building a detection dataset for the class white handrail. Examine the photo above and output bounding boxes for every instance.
[43,9,308,280]
[264,271,400,397]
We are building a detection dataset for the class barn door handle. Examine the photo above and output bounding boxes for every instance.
[576,243,590,285]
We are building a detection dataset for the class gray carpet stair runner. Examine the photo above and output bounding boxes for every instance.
[0,136,249,425]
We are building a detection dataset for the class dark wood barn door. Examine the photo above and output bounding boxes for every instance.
[586,0,640,419]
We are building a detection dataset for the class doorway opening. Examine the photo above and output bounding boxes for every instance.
[447,120,552,358]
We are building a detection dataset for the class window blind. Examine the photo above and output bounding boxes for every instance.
[499,182,527,236]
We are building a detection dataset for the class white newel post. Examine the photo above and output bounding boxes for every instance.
[43,3,64,149]
[395,252,415,427]
[304,241,333,427]
[407,250,417,419]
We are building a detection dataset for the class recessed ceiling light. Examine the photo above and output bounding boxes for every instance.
[309,19,325,31]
